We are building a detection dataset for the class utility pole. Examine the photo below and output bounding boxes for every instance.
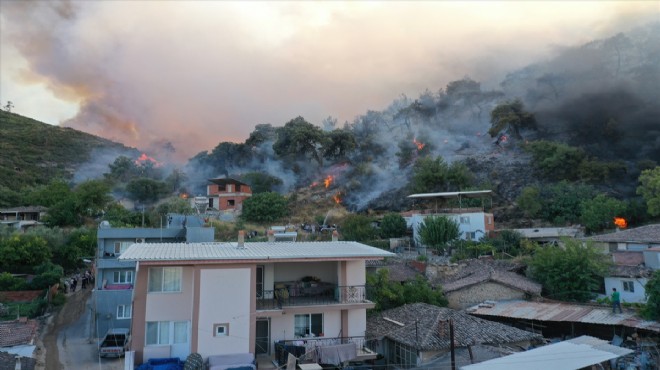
[450,319,456,370]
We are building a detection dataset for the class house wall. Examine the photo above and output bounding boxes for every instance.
[95,289,132,336]
[347,308,367,337]
[268,310,342,353]
[346,261,366,286]
[197,267,252,358]
[604,277,648,303]
[643,250,660,269]
[445,282,526,309]
[409,212,492,246]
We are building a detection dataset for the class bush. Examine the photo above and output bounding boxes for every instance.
[241,192,288,223]
[51,293,66,306]
[379,213,407,239]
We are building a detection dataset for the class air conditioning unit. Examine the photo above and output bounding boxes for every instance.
[136,238,146,243]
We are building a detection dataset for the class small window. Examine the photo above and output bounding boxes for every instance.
[294,313,323,338]
[227,199,235,207]
[623,281,635,293]
[117,304,132,319]
[114,242,132,255]
[487,216,492,225]
[218,185,226,192]
[466,232,476,241]
[214,323,229,337]
[460,216,470,224]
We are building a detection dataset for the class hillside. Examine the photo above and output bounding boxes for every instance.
[0,110,138,190]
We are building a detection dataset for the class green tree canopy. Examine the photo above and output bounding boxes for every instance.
[517,186,542,218]
[0,234,51,273]
[417,216,460,253]
[24,179,72,207]
[580,194,626,233]
[410,156,473,193]
[340,214,376,242]
[528,239,610,302]
[379,213,407,239]
[367,269,447,312]
[273,116,326,166]
[241,192,288,223]
[75,180,113,216]
[240,172,283,194]
[321,129,357,160]
[641,270,660,320]
[637,166,660,216]
[488,99,537,139]
[126,178,170,204]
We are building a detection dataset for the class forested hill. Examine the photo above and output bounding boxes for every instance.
[0,110,138,190]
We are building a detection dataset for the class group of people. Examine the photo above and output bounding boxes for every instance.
[62,270,94,294]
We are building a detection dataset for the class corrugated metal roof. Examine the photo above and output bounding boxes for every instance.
[461,336,633,370]
[468,300,660,332]
[407,190,492,199]
[118,241,395,262]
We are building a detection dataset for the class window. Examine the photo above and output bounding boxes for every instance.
[117,304,132,319]
[114,242,132,255]
[465,232,476,241]
[146,321,188,346]
[148,267,182,293]
[113,270,133,284]
[213,323,229,337]
[227,199,235,207]
[294,314,323,338]
[460,216,470,224]
[487,216,492,225]
[623,281,635,293]
[218,184,226,192]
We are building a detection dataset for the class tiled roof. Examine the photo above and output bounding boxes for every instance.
[380,262,421,282]
[0,351,36,370]
[0,206,47,213]
[612,251,644,266]
[468,300,660,333]
[119,241,395,262]
[436,260,541,295]
[0,291,43,303]
[588,224,660,243]
[367,303,541,351]
[0,320,38,347]
[609,265,654,278]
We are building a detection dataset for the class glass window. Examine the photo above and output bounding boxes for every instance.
[174,322,188,343]
[146,321,187,346]
[113,270,133,284]
[114,242,132,255]
[294,314,323,337]
[148,267,181,292]
[117,304,132,319]
[623,281,634,292]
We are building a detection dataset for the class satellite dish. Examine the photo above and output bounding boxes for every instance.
[99,221,111,229]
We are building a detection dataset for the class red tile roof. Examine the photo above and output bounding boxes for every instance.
[0,319,38,347]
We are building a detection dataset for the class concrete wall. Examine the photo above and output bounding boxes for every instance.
[94,289,133,337]
[643,250,660,269]
[445,282,526,309]
[604,277,649,303]
[346,261,365,286]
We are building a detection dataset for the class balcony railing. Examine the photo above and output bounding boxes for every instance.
[257,285,370,310]
[275,336,379,365]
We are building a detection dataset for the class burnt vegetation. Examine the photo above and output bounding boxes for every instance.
[1,23,659,232]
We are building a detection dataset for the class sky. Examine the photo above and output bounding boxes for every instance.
[1,0,658,161]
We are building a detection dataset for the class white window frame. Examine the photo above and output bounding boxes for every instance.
[146,321,188,346]
[623,280,635,293]
[466,232,476,241]
[114,241,132,255]
[294,313,323,338]
[460,216,470,224]
[113,270,133,284]
[213,323,229,337]
[117,304,132,319]
[148,267,182,293]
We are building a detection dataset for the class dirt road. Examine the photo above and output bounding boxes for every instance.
[38,289,123,370]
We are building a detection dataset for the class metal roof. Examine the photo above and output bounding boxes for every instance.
[407,190,492,199]
[468,300,660,333]
[461,336,633,370]
[118,241,395,262]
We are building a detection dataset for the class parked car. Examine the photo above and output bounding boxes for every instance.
[99,328,130,358]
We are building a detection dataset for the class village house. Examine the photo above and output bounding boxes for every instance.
[588,224,660,252]
[403,191,495,247]
[0,206,47,231]
[206,177,252,212]
[366,303,542,368]
[94,214,214,336]
[118,233,393,364]
[0,318,39,370]
[431,259,542,309]
[603,251,654,304]
[510,226,583,246]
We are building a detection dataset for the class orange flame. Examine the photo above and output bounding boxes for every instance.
[614,217,627,229]
[324,175,334,188]
[333,193,342,204]
[135,153,162,167]
[180,193,189,199]
[500,135,508,143]
[413,137,425,150]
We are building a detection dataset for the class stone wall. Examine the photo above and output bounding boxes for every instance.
[445,281,525,309]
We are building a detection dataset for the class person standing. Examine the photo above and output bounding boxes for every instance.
[612,288,623,314]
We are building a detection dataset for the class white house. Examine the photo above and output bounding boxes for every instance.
[118,234,394,364]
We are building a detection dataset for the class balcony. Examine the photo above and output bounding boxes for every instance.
[274,336,378,365]
[257,285,370,310]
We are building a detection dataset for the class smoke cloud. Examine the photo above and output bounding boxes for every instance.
[2,1,657,161]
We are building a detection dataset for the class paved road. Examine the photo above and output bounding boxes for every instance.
[57,292,125,370]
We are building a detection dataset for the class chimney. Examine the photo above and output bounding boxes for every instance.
[238,230,245,248]
[332,230,339,242]
[267,230,275,242]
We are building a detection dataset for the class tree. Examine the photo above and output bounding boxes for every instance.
[489,230,523,255]
[105,156,140,183]
[488,99,537,139]
[75,180,113,216]
[524,140,586,180]
[245,124,277,147]
[641,270,660,320]
[517,186,542,218]
[341,214,376,242]
[0,234,51,272]
[539,181,596,225]
[528,239,610,302]
[321,129,356,160]
[24,179,72,207]
[126,178,170,204]
[240,172,283,194]
[410,156,474,193]
[366,269,447,312]
[637,166,660,216]
[379,213,407,239]
[273,116,326,166]
[43,196,80,227]
[241,192,288,223]
[417,216,460,253]
[155,197,194,216]
[580,194,626,233]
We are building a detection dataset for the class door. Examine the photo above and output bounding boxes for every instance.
[255,318,270,355]
[256,265,264,298]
